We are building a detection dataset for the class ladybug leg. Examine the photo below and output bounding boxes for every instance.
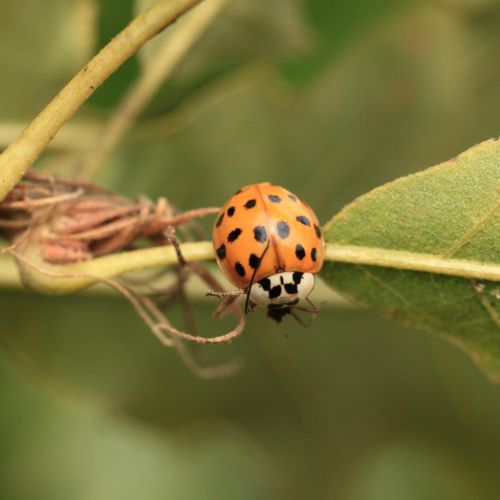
[290,309,309,327]
[293,297,321,315]
[288,303,319,328]
[290,308,313,328]
[293,305,320,314]
[306,297,320,312]
[266,300,319,327]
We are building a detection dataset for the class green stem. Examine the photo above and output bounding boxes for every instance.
[14,241,500,296]
[78,0,230,181]
[17,241,215,295]
[325,244,500,282]
[0,0,204,202]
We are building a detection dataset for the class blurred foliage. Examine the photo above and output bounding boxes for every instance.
[1,0,500,499]
[0,0,96,119]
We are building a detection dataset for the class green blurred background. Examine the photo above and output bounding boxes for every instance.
[1,0,500,499]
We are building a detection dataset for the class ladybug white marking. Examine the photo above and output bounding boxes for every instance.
[250,271,315,307]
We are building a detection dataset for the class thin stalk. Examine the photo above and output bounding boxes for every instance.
[78,0,230,181]
[325,244,500,282]
[12,241,500,297]
[0,0,205,202]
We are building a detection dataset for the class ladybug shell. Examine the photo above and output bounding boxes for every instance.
[212,183,324,289]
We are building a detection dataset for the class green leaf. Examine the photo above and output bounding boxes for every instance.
[322,139,500,380]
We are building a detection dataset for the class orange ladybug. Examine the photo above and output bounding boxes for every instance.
[212,183,324,321]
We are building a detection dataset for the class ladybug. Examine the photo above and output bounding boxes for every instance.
[212,183,324,321]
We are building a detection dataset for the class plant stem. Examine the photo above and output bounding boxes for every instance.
[16,241,215,295]
[78,0,230,181]
[14,241,500,297]
[0,0,205,202]
[325,244,500,282]
[0,121,99,151]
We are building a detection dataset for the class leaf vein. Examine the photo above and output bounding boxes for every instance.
[358,265,438,326]
[446,193,500,258]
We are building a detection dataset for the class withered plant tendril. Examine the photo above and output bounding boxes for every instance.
[0,171,244,378]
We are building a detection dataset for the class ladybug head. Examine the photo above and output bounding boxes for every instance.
[249,271,315,309]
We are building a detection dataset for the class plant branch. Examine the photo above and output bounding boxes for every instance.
[0,121,100,151]
[15,241,214,295]
[78,0,230,181]
[11,241,500,298]
[0,0,205,202]
[325,244,500,282]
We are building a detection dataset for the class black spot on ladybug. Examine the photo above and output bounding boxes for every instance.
[284,283,298,294]
[249,253,260,269]
[254,226,267,243]
[244,199,256,209]
[311,247,317,261]
[228,228,242,242]
[288,194,297,202]
[235,262,246,277]
[268,195,281,203]
[216,212,224,227]
[314,224,322,238]
[277,221,290,239]
[227,206,235,217]
[269,285,282,299]
[295,244,306,260]
[296,215,311,226]
[259,277,271,291]
[216,244,226,260]
[293,272,303,284]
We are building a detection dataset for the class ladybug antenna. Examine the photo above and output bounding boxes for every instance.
[244,241,270,314]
